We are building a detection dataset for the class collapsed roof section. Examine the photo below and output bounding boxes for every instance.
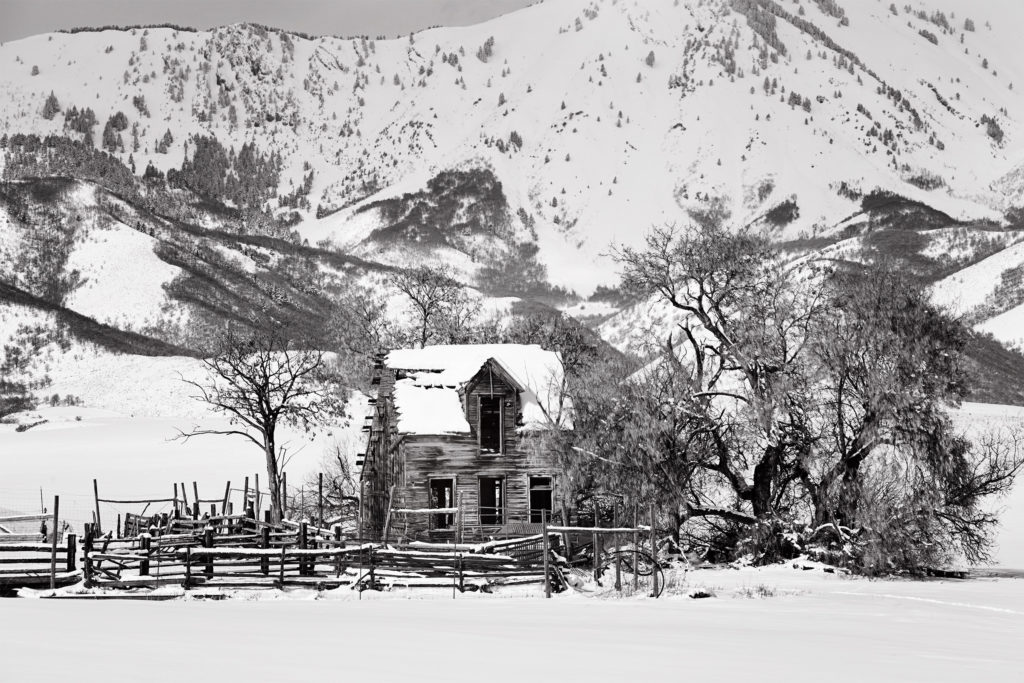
[383,344,571,435]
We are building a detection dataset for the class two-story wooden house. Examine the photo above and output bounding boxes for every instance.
[360,344,570,541]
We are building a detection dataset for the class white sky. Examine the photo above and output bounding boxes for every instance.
[0,0,539,42]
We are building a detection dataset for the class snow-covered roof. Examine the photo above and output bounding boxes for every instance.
[386,344,570,436]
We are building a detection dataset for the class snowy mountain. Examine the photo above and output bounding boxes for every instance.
[3,0,1024,402]
[1,0,1022,285]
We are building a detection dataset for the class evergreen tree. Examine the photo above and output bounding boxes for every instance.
[42,91,60,120]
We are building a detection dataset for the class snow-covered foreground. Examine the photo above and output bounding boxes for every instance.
[3,566,1024,683]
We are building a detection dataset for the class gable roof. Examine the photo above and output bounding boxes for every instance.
[384,344,570,436]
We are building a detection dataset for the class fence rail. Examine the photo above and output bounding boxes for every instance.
[79,520,553,593]
[0,535,79,592]
[2,490,664,599]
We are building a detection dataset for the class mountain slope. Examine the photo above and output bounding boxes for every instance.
[3,0,1024,404]
[1,0,1022,296]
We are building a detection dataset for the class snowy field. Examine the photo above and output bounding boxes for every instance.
[3,565,1024,682]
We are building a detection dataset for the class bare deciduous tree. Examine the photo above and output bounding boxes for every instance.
[600,223,1024,570]
[178,325,339,522]
[390,264,474,347]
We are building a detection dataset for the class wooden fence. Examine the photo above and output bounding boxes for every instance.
[2,492,661,597]
[76,499,563,594]
[0,535,79,592]
[78,520,556,594]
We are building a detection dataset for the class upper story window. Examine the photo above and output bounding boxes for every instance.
[479,395,502,454]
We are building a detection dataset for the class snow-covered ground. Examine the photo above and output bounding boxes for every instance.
[3,564,1024,682]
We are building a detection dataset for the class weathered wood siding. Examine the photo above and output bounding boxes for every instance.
[463,362,520,452]
[364,359,560,541]
[394,435,558,537]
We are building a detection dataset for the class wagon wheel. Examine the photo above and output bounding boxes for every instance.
[597,550,665,597]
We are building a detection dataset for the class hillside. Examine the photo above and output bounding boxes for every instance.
[0,0,1021,292]
[2,0,1024,406]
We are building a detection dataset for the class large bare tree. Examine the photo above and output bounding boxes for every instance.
[616,224,822,527]
[178,324,338,522]
[608,223,1023,569]
[800,263,1024,568]
[390,264,476,347]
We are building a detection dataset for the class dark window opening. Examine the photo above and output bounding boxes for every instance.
[529,476,553,523]
[479,396,502,454]
[479,476,504,525]
[429,478,455,529]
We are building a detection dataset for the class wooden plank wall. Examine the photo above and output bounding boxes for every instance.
[399,436,557,537]
[370,360,561,540]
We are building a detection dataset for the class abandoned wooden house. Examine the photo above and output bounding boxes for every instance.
[360,344,570,541]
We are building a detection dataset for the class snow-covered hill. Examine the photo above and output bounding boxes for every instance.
[3,0,1024,402]
[1,0,1023,295]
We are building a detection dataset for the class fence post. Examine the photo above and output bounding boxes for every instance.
[372,544,380,589]
[83,524,94,587]
[184,547,191,590]
[222,480,231,517]
[140,535,151,577]
[542,509,550,599]
[261,526,271,576]
[203,527,213,578]
[334,525,343,578]
[650,504,658,598]
[629,505,637,591]
[278,545,286,586]
[610,540,618,593]
[299,521,308,576]
[93,479,102,534]
[593,530,600,581]
[281,472,287,519]
[318,472,324,530]
[67,533,77,572]
[49,495,60,591]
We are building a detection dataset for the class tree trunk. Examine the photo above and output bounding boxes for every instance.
[834,461,864,527]
[264,433,282,523]
[751,443,783,519]
[671,508,683,552]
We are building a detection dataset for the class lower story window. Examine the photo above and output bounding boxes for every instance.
[529,476,553,523]
[429,478,455,529]
[479,476,504,525]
